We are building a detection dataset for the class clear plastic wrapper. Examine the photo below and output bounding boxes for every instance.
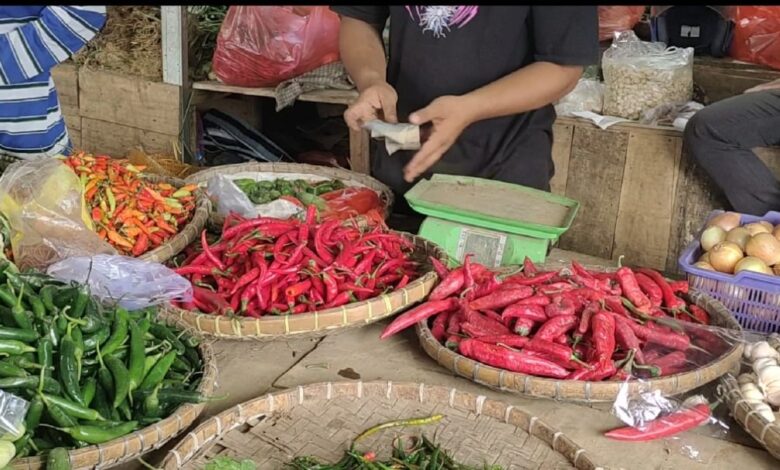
[554,78,604,117]
[598,6,646,42]
[207,174,303,220]
[212,6,341,87]
[0,159,116,271]
[639,100,704,127]
[602,31,694,120]
[46,254,193,310]
[0,390,28,441]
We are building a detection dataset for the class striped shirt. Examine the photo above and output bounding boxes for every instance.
[0,6,106,159]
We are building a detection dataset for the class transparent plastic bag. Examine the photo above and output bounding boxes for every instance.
[554,78,604,117]
[729,6,780,71]
[640,101,704,127]
[46,255,193,310]
[0,390,28,441]
[207,174,304,220]
[212,6,341,87]
[598,6,646,42]
[0,159,115,271]
[602,31,694,120]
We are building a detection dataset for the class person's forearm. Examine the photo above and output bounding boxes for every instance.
[460,62,583,122]
[339,17,388,91]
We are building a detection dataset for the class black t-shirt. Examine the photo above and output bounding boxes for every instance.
[332,6,599,195]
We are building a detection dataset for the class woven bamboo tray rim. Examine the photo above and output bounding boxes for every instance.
[417,290,744,403]
[160,233,447,341]
[719,371,780,460]
[135,173,211,264]
[160,380,605,470]
[12,315,218,470]
[183,162,395,226]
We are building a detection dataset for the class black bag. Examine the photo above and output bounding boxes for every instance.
[199,109,293,166]
[650,6,734,58]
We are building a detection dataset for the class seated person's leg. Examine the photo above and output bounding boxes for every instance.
[684,91,780,216]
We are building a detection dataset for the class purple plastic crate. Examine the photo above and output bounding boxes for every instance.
[678,210,780,333]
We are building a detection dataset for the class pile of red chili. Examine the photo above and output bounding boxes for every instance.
[170,206,419,316]
[382,257,729,381]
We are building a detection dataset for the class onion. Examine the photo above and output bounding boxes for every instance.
[707,212,741,231]
[709,241,744,273]
[735,256,773,276]
[746,233,780,266]
[775,265,780,276]
[700,226,726,252]
[693,261,715,271]
[745,222,771,236]
[774,224,780,241]
[759,221,774,232]
[698,252,711,264]
[726,227,751,251]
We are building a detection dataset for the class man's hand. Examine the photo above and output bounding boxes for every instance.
[745,79,780,93]
[403,95,475,183]
[343,82,398,131]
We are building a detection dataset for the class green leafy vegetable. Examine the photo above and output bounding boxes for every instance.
[204,456,256,470]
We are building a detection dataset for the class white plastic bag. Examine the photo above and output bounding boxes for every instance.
[207,174,303,220]
[46,255,193,310]
[602,31,694,120]
[0,390,28,441]
[555,78,604,117]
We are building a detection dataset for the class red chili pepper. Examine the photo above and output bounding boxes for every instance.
[525,338,581,365]
[201,230,225,271]
[554,334,569,345]
[473,335,529,348]
[539,282,577,296]
[619,315,691,351]
[429,267,465,301]
[445,335,461,350]
[131,233,149,257]
[590,312,616,364]
[285,280,312,299]
[639,351,688,377]
[429,256,450,279]
[604,403,711,442]
[230,267,261,296]
[431,311,450,342]
[502,303,547,324]
[464,305,512,336]
[458,339,570,378]
[175,265,224,277]
[576,302,600,339]
[462,254,476,300]
[669,280,689,295]
[380,298,458,339]
[535,315,578,342]
[515,295,551,307]
[568,360,617,381]
[603,296,630,318]
[502,271,557,286]
[396,274,410,290]
[469,286,533,311]
[513,317,536,336]
[637,268,687,313]
[544,295,576,317]
[616,267,652,313]
[446,311,463,335]
[614,317,645,365]
[634,273,663,308]
[688,305,710,325]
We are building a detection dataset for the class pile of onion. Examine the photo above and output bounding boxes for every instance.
[694,212,780,277]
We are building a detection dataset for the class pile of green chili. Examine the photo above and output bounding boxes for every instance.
[0,260,207,458]
[233,178,345,206]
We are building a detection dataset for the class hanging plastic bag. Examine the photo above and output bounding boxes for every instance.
[46,254,193,310]
[602,31,694,120]
[0,159,115,271]
[212,6,341,87]
[554,78,604,117]
[729,6,780,71]
[598,6,646,42]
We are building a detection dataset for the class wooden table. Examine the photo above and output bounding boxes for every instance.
[133,248,777,470]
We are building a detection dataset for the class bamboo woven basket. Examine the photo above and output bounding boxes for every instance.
[161,233,447,341]
[184,162,394,228]
[136,174,211,264]
[161,381,605,470]
[417,290,744,403]
[718,371,780,460]
[11,315,218,470]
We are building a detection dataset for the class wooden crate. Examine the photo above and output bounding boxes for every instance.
[51,64,180,156]
[551,117,780,274]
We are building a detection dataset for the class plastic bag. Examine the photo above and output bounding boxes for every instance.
[729,6,780,71]
[554,78,604,117]
[212,6,341,87]
[0,159,115,271]
[598,6,646,41]
[0,390,28,441]
[602,31,694,120]
[640,100,704,127]
[46,255,193,310]
[207,174,304,220]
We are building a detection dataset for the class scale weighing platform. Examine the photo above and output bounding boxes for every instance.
[405,174,580,268]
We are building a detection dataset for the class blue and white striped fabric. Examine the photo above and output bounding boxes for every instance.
[0,6,106,159]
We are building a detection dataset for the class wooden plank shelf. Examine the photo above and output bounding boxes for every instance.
[192,81,358,105]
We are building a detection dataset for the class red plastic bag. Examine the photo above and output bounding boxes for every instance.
[729,6,780,71]
[212,6,341,87]
[598,6,646,41]
[320,187,383,222]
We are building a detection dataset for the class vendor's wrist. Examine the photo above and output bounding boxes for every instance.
[457,93,483,125]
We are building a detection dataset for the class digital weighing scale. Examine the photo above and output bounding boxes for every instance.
[405,174,580,268]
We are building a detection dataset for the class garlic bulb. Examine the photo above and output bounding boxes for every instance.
[741,382,766,403]
[750,341,780,361]
[767,388,780,407]
[738,372,757,386]
[744,342,755,359]
[753,357,779,374]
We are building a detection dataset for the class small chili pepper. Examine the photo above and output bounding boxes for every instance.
[604,403,711,441]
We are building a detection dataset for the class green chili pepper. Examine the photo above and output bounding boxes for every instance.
[142,384,162,418]
[148,324,185,354]
[37,338,53,379]
[58,334,84,406]
[55,315,67,336]
[139,350,176,392]
[0,305,16,328]
[13,433,31,457]
[0,361,28,378]
[82,377,97,408]
[91,385,113,424]
[0,287,15,309]
[117,400,132,421]
[9,285,32,331]
[105,355,130,409]
[44,402,77,428]
[171,356,191,373]
[83,327,110,353]
[46,447,72,470]
[0,339,35,355]
[40,285,56,314]
[54,421,137,445]
[31,437,55,452]
[70,287,89,319]
[52,286,76,310]
[5,355,43,371]
[80,309,104,334]
[127,321,146,393]
[142,352,163,379]
[40,394,104,421]
[45,320,59,347]
[25,396,44,430]
[101,308,128,357]
[25,294,45,320]
[0,326,37,343]
[70,326,84,378]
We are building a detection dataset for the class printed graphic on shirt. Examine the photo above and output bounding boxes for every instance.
[405,6,478,38]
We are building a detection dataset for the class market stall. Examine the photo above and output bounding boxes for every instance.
[1,5,780,470]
